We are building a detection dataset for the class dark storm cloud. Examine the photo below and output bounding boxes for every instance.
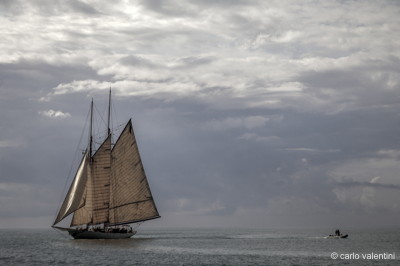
[1,0,400,228]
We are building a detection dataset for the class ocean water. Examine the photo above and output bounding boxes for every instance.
[0,227,399,265]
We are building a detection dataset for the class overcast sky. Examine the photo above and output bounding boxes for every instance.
[1,0,400,229]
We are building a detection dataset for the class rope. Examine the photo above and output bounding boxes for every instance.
[53,104,91,226]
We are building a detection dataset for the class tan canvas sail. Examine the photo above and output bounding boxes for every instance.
[53,152,89,225]
[91,135,112,224]
[109,120,160,225]
[54,92,161,235]
[71,135,112,226]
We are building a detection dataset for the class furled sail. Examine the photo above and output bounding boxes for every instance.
[109,120,160,225]
[53,152,89,225]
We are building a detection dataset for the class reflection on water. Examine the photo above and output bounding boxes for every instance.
[0,228,399,265]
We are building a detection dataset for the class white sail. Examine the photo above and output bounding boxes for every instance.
[109,120,160,225]
[53,152,89,225]
[70,165,93,226]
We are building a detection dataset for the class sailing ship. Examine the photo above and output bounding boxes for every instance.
[52,90,160,239]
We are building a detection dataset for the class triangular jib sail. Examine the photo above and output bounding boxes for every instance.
[53,95,160,228]
[54,152,89,225]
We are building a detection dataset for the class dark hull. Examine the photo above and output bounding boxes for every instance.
[326,234,348,239]
[67,229,136,239]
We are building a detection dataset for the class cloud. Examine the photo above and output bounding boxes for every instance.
[0,0,101,16]
[1,0,400,228]
[333,178,400,213]
[51,80,108,95]
[4,0,396,115]
[39,109,71,119]
[0,139,24,148]
[0,182,57,218]
[376,149,400,158]
[203,116,270,131]
[238,133,280,143]
[282,148,340,153]
[336,180,400,191]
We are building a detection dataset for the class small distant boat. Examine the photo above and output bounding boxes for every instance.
[326,229,348,239]
[326,234,348,239]
[52,89,160,239]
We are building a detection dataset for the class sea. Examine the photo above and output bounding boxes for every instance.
[0,227,399,265]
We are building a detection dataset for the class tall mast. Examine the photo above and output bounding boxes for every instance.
[89,98,94,159]
[107,87,111,135]
[107,87,112,225]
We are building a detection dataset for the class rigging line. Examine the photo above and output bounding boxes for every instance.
[91,102,108,153]
[93,99,112,140]
[93,101,107,128]
[110,94,121,144]
[109,89,119,224]
[132,222,143,230]
[53,104,91,225]
[52,226,66,237]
